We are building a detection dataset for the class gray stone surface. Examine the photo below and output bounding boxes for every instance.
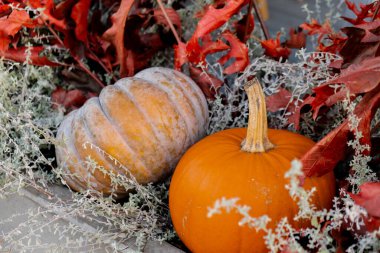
[0,186,182,253]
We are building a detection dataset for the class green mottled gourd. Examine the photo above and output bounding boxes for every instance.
[56,67,208,195]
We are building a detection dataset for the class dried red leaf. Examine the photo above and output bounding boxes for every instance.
[189,65,223,99]
[342,0,377,25]
[261,33,291,60]
[153,8,181,33]
[302,86,380,177]
[285,28,307,49]
[219,31,249,74]
[71,0,91,43]
[0,46,60,66]
[265,88,293,112]
[174,42,187,70]
[300,19,332,44]
[0,9,36,51]
[350,182,380,218]
[340,21,380,65]
[234,12,254,42]
[187,0,245,54]
[51,86,97,111]
[325,57,380,94]
[28,0,66,30]
[102,0,135,77]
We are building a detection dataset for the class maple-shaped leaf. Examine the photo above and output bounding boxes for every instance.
[188,34,230,65]
[285,27,307,49]
[350,182,380,218]
[300,19,332,44]
[28,0,66,30]
[187,0,245,53]
[71,0,91,43]
[218,31,249,74]
[342,0,377,25]
[261,33,291,60]
[0,9,36,51]
[302,85,380,177]
[189,64,223,99]
[0,46,60,66]
[102,0,135,77]
[265,88,293,112]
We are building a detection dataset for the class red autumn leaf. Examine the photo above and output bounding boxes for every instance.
[27,0,66,30]
[288,95,314,130]
[234,12,254,42]
[265,88,293,112]
[189,64,223,99]
[300,19,332,44]
[0,9,36,51]
[261,33,291,60]
[102,0,135,77]
[0,46,60,66]
[51,86,97,111]
[285,27,307,49]
[318,33,347,54]
[350,182,380,218]
[311,86,350,120]
[325,57,380,94]
[218,31,249,74]
[0,5,12,19]
[153,8,181,33]
[340,29,379,66]
[189,34,230,65]
[174,42,187,70]
[342,0,377,25]
[187,0,245,53]
[302,85,380,177]
[71,0,91,43]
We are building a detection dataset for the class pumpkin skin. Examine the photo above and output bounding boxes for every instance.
[55,67,208,195]
[169,80,335,253]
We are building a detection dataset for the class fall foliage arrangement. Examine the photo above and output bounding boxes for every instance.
[0,0,379,252]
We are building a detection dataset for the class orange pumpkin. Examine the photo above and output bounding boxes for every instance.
[169,79,335,252]
[56,67,208,195]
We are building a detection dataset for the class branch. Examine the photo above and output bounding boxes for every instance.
[156,0,181,44]
[252,0,270,40]
[41,19,106,89]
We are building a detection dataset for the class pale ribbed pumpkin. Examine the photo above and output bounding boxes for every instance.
[55,67,208,195]
[169,79,335,252]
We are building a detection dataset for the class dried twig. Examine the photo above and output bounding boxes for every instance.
[156,0,181,44]
[41,20,106,88]
[252,0,270,40]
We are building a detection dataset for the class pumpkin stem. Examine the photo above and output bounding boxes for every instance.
[241,78,274,153]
